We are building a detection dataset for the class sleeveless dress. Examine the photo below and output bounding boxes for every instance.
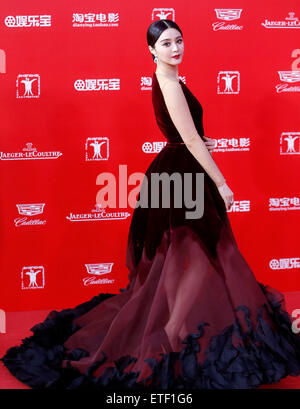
[1,71,300,390]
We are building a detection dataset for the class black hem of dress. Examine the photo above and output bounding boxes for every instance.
[1,283,300,390]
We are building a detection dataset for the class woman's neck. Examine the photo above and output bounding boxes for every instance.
[155,66,179,81]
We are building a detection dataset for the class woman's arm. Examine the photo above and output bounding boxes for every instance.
[203,135,216,155]
[159,79,226,187]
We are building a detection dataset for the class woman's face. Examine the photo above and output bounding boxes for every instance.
[152,28,184,65]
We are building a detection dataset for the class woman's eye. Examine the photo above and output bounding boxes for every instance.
[163,40,182,46]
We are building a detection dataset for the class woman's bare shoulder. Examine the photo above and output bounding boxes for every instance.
[155,73,180,92]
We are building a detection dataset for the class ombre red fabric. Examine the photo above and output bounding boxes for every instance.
[1,72,300,389]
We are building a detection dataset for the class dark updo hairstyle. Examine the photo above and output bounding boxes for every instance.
[146,19,183,61]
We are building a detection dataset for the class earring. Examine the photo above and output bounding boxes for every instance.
[154,56,158,64]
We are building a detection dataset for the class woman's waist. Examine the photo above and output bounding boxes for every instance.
[164,136,204,147]
[164,141,186,148]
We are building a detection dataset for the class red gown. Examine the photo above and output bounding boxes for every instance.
[1,72,300,389]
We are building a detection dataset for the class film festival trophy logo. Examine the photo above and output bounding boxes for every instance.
[21,266,45,290]
[217,71,240,94]
[151,8,175,21]
[16,74,40,98]
[280,132,300,155]
[85,137,109,161]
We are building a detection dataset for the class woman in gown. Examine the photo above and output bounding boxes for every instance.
[1,19,300,390]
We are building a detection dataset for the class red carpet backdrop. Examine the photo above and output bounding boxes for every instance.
[0,1,299,311]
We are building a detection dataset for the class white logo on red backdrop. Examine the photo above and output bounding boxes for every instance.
[85,137,109,160]
[213,137,250,152]
[262,12,300,29]
[74,78,120,91]
[142,75,186,91]
[280,132,300,154]
[152,8,175,21]
[141,76,152,90]
[83,263,115,286]
[86,263,114,275]
[213,9,243,31]
[17,203,44,216]
[21,266,45,290]
[269,197,300,211]
[142,141,167,153]
[217,71,240,94]
[66,204,130,222]
[5,15,51,27]
[0,143,62,160]
[276,71,300,93]
[269,258,300,269]
[16,74,40,98]
[226,200,250,213]
[72,12,119,28]
[15,204,46,227]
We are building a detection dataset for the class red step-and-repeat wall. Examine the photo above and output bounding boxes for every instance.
[1,1,299,311]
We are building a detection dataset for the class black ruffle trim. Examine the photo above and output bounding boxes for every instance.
[1,283,300,390]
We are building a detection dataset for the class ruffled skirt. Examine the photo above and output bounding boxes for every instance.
[1,144,300,389]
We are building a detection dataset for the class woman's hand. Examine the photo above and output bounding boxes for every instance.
[202,135,233,210]
[217,182,234,211]
[203,135,216,154]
